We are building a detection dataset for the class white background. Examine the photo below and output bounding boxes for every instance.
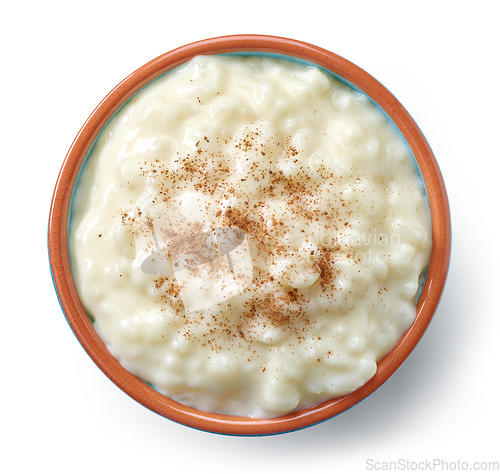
[2,1,499,472]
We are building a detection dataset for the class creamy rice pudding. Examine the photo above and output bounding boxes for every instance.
[70,55,431,418]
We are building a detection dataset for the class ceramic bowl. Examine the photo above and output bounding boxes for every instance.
[48,34,451,435]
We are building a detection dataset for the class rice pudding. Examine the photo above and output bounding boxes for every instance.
[69,54,432,418]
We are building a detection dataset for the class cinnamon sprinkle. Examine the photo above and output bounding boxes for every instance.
[128,123,352,346]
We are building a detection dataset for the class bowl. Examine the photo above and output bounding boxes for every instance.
[48,34,451,435]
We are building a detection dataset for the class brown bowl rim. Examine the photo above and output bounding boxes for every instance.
[48,34,451,436]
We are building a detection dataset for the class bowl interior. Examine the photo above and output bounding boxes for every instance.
[49,34,451,435]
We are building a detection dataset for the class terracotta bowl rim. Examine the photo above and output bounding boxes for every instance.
[48,34,451,436]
